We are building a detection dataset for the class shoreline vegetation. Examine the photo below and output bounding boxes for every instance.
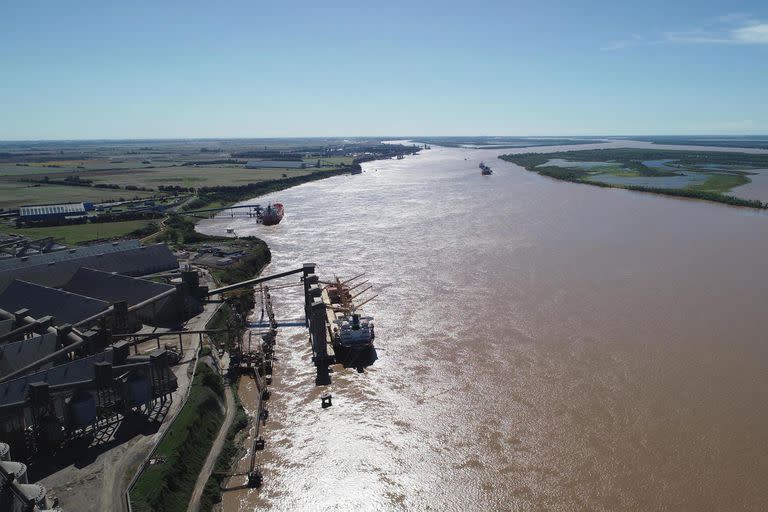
[626,135,768,151]
[499,149,768,209]
[181,144,421,213]
[181,166,350,212]
[131,363,225,512]
[0,140,421,244]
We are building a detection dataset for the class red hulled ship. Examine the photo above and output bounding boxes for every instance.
[261,203,284,225]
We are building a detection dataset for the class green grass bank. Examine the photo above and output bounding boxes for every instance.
[130,363,225,512]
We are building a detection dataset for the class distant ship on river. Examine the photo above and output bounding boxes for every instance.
[480,162,493,175]
[260,203,284,225]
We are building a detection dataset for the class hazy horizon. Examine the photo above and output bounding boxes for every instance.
[2,134,768,144]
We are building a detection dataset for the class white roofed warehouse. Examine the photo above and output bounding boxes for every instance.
[18,203,88,223]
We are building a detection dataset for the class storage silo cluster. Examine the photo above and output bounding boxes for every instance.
[0,442,61,511]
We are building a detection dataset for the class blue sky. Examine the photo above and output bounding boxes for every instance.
[1,0,767,139]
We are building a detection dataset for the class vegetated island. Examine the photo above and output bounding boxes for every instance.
[620,135,768,151]
[499,148,768,208]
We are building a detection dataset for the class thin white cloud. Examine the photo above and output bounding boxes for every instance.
[602,14,768,50]
[733,24,768,43]
[662,31,732,44]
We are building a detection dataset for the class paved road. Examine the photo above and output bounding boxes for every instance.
[187,379,236,512]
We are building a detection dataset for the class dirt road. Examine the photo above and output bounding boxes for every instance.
[186,381,236,512]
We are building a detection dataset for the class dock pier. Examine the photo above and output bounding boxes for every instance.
[218,262,372,490]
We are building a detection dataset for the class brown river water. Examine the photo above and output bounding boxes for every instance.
[197,142,768,511]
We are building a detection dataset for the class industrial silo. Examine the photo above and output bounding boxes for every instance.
[66,391,97,430]
[0,460,28,483]
[12,483,46,512]
[123,370,152,408]
[0,460,28,511]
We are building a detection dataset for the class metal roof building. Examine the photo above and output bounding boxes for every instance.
[0,333,57,376]
[62,267,181,326]
[0,280,110,326]
[63,268,174,307]
[0,240,140,272]
[0,345,178,464]
[0,351,115,408]
[0,319,12,336]
[0,242,178,293]
[18,202,87,221]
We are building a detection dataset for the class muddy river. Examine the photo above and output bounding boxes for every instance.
[198,142,768,511]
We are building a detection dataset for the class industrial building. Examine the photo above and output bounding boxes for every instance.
[0,240,216,468]
[0,334,57,375]
[0,241,179,292]
[0,281,110,326]
[0,236,65,260]
[0,240,135,274]
[1,441,60,511]
[62,268,184,326]
[0,343,177,462]
[18,203,88,224]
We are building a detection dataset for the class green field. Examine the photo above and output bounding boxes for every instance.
[0,219,154,244]
[0,182,152,210]
[304,156,354,166]
[83,165,316,188]
[0,160,183,177]
[0,164,328,211]
[689,173,750,194]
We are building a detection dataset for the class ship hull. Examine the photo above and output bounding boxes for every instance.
[333,342,378,370]
[261,203,284,225]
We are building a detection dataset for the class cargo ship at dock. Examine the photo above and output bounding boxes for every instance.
[322,275,378,371]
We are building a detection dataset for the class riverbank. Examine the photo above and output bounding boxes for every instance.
[499,149,768,209]
[181,144,421,213]
[180,167,352,212]
[126,242,259,511]
[130,363,226,512]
